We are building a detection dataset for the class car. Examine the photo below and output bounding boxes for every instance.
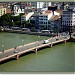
[73,34,75,36]
[56,39,59,41]
[43,40,49,44]
[14,50,18,53]
[64,37,67,39]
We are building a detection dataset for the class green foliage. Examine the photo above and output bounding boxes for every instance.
[0,13,21,27]
[0,13,34,29]
[22,21,34,29]
[0,14,12,26]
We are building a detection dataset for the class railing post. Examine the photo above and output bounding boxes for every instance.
[34,48,37,53]
[35,48,37,54]
[16,54,19,60]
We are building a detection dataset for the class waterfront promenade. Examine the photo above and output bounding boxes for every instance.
[0,35,70,62]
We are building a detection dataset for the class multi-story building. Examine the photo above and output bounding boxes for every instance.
[21,12,34,24]
[6,8,11,14]
[29,12,40,29]
[39,10,53,30]
[50,15,61,32]
[61,9,75,32]
[0,6,6,16]
[30,9,62,31]
[11,3,25,16]
[31,2,45,9]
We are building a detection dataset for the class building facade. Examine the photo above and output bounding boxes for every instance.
[39,10,53,30]
[11,3,24,16]
[0,6,6,16]
[30,9,62,31]
[21,12,34,23]
[61,10,75,32]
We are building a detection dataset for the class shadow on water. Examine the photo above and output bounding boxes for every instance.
[0,58,15,65]
[0,51,35,65]
[19,51,34,58]
[0,46,51,65]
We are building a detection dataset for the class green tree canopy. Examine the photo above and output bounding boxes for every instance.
[0,13,13,27]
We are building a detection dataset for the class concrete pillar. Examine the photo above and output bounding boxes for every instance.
[16,54,19,60]
[65,40,66,43]
[34,48,37,53]
[50,43,53,48]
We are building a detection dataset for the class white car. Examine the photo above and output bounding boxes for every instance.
[14,50,18,53]
[44,40,49,44]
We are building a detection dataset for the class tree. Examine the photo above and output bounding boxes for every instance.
[0,13,21,27]
[22,21,34,29]
[0,13,13,27]
[54,27,59,36]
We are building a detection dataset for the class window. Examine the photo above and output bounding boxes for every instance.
[46,22,47,24]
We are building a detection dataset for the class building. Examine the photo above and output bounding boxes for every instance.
[29,12,40,29]
[0,6,6,16]
[39,10,53,30]
[31,2,45,9]
[11,3,25,16]
[61,9,75,32]
[6,8,11,14]
[21,12,34,24]
[30,9,62,31]
[50,15,61,32]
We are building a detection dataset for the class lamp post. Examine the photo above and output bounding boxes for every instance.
[22,38,24,46]
[12,20,14,27]
[2,44,4,52]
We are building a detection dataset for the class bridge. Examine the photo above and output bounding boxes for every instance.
[0,35,70,63]
[71,32,75,39]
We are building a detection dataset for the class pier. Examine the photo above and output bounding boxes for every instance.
[0,35,70,63]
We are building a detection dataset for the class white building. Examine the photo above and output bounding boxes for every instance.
[39,10,53,30]
[39,9,62,30]
[31,2,51,9]
[62,10,75,32]
[30,9,62,31]
[0,6,6,16]
[11,4,24,16]
[50,15,61,32]
[21,12,34,23]
[54,9,62,16]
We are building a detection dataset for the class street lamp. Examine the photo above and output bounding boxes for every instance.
[22,38,24,46]
[2,44,4,52]
[12,20,14,27]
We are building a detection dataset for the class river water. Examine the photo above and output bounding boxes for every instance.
[0,32,75,72]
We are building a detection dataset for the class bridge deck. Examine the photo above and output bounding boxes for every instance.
[0,36,70,62]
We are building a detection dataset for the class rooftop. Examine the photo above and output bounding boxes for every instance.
[50,15,59,21]
[55,9,62,13]
[48,6,57,8]
[22,13,28,17]
[41,10,51,15]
